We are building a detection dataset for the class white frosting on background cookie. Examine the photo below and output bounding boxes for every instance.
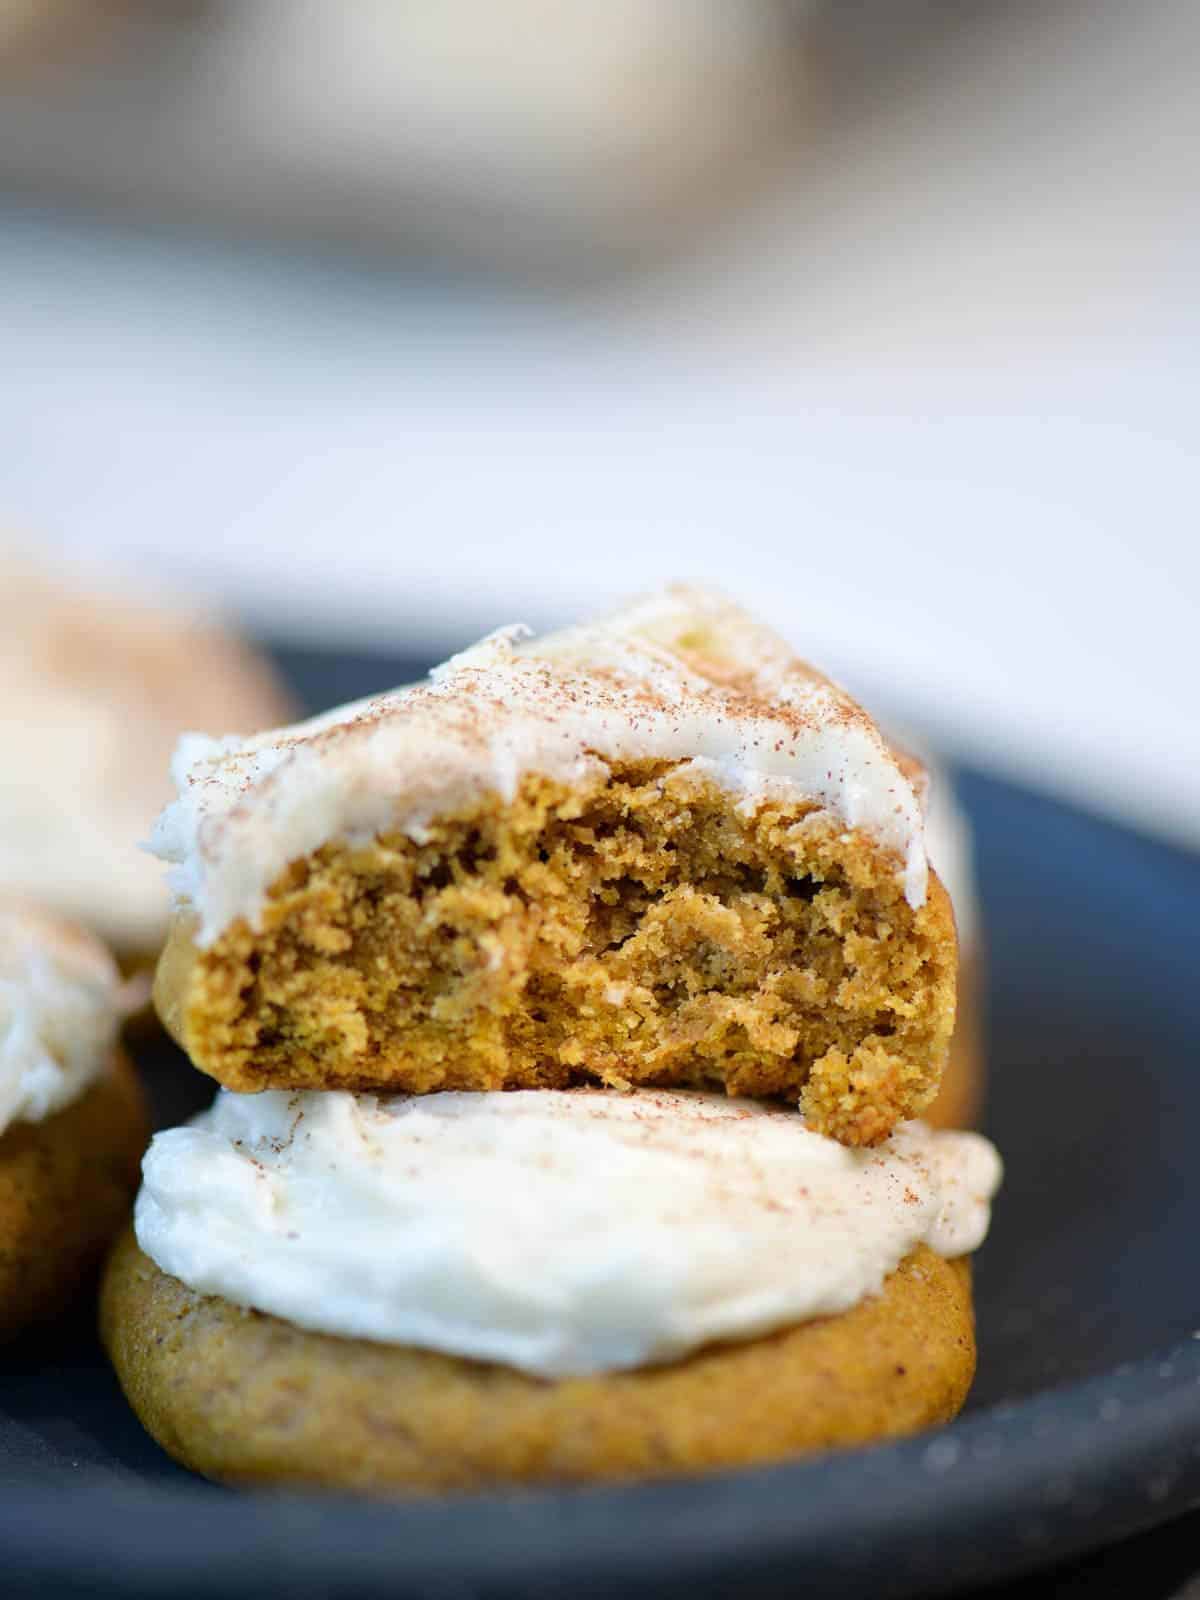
[0,903,122,1136]
[0,551,290,955]
[150,586,930,946]
[136,1087,1001,1377]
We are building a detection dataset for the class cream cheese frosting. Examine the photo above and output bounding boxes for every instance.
[150,586,930,947]
[135,1087,1001,1378]
[0,901,123,1137]
[0,550,292,954]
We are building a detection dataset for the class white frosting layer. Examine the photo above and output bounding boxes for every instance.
[0,902,123,1137]
[136,1088,1001,1377]
[150,587,929,947]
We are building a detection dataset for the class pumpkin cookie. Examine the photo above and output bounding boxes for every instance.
[105,1086,1001,1491]
[102,1234,974,1493]
[0,901,147,1339]
[150,586,956,1147]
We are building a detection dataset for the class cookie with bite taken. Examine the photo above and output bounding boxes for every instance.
[151,587,957,1147]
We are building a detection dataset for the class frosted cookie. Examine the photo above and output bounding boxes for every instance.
[103,1088,1000,1491]
[151,587,956,1146]
[0,551,294,963]
[0,901,146,1339]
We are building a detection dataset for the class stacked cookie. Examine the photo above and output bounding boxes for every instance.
[103,587,1001,1492]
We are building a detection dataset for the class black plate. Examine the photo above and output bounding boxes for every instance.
[4,646,1200,1600]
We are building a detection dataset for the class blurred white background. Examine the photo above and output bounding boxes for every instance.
[2,0,1197,848]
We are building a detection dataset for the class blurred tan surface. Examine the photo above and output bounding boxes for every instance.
[3,2,1197,847]
[0,0,806,273]
[0,0,1194,318]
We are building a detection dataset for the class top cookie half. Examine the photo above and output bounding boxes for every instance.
[149,587,956,1146]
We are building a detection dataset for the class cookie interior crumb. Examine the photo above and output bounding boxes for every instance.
[163,762,956,1145]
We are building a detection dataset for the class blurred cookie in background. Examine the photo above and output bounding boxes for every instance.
[215,0,808,273]
[0,0,159,74]
[0,547,294,967]
[0,0,107,68]
[0,898,147,1340]
[913,749,984,1133]
[0,0,808,276]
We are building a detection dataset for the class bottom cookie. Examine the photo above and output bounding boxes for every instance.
[1,1049,147,1341]
[101,1234,975,1493]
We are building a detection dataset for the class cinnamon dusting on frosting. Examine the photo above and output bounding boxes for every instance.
[152,586,930,945]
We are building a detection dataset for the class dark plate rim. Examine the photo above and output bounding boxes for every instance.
[7,1331,1200,1599]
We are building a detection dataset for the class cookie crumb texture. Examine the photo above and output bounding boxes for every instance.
[0,1050,146,1341]
[102,1235,974,1493]
[164,765,956,1145]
